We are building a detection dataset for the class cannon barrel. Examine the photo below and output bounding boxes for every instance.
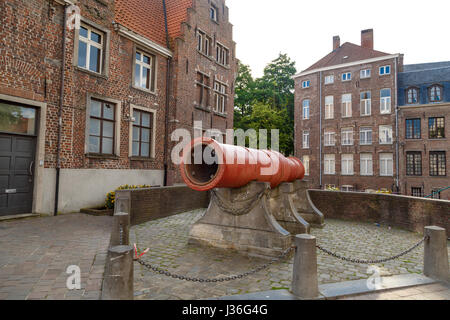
[180,137,305,191]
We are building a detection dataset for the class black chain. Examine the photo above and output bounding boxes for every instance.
[135,246,294,283]
[315,236,427,264]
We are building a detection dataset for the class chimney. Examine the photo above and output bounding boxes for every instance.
[333,36,340,51]
[361,29,374,50]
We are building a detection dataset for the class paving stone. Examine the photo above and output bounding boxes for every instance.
[131,209,450,300]
[0,213,112,300]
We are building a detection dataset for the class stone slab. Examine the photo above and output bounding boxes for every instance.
[319,273,437,299]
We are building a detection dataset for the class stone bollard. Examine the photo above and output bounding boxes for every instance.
[102,245,134,300]
[110,212,130,246]
[291,234,319,299]
[424,226,449,282]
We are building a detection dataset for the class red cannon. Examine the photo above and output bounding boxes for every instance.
[180,137,305,191]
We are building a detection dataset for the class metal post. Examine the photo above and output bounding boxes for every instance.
[102,245,134,300]
[110,212,130,247]
[291,234,319,299]
[424,226,449,282]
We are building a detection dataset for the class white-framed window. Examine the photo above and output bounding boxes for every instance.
[380,153,394,176]
[341,154,354,175]
[216,42,230,66]
[78,24,104,74]
[359,127,372,145]
[325,96,334,119]
[360,91,371,116]
[324,75,334,84]
[360,153,373,176]
[302,80,311,88]
[134,50,156,92]
[197,30,204,52]
[302,100,310,119]
[341,185,354,192]
[380,88,391,114]
[324,154,336,175]
[342,94,352,118]
[342,72,352,81]
[324,131,335,146]
[210,5,218,22]
[213,81,227,113]
[379,65,391,76]
[302,130,310,149]
[379,125,393,144]
[341,128,353,146]
[303,155,310,176]
[360,69,371,79]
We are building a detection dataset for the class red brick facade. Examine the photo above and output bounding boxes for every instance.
[0,0,236,214]
[294,30,404,192]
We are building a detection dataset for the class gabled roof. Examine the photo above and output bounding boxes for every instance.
[303,42,392,73]
[115,0,168,48]
[165,0,193,40]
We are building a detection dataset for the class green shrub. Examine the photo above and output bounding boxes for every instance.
[105,184,151,209]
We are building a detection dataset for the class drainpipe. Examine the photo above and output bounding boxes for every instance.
[319,71,323,189]
[162,0,171,186]
[54,4,67,216]
[394,57,400,193]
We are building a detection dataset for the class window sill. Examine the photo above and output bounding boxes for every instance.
[380,112,392,115]
[213,111,228,118]
[130,156,155,161]
[194,105,211,112]
[428,138,446,141]
[75,66,108,80]
[86,153,119,160]
[131,85,157,96]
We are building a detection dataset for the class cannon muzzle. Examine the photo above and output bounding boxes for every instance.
[180,137,305,191]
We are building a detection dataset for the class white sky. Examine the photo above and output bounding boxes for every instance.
[227,0,450,78]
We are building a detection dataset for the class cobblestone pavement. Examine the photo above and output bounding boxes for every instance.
[338,283,450,300]
[0,213,112,300]
[132,209,450,300]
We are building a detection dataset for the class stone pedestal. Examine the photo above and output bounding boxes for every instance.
[292,180,325,228]
[268,182,310,235]
[189,181,291,259]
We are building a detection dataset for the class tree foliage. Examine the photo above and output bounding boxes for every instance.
[234,53,297,155]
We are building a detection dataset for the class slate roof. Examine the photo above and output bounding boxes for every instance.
[398,63,450,87]
[302,42,392,73]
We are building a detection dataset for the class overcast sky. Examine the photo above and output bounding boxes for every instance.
[227,0,450,78]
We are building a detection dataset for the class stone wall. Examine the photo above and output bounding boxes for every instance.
[308,190,449,235]
[115,186,209,226]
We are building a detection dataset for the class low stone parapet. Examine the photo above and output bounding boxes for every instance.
[308,190,449,234]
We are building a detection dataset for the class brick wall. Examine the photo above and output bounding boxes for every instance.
[295,58,400,192]
[308,190,449,234]
[116,186,209,226]
[166,0,237,184]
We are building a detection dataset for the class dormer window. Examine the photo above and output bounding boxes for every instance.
[406,87,419,104]
[429,85,442,102]
[210,5,218,22]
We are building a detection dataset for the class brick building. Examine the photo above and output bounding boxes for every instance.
[398,62,450,200]
[294,30,404,193]
[0,0,236,215]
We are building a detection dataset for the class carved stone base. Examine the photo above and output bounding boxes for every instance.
[188,182,292,259]
[268,182,310,235]
[292,180,325,228]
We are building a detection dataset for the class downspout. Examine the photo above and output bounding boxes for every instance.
[162,0,171,186]
[319,71,323,189]
[55,4,67,216]
[394,57,400,193]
